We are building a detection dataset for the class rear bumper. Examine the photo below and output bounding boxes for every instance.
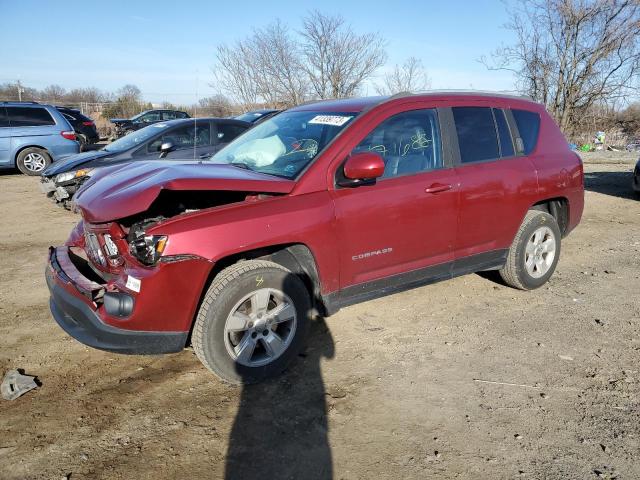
[46,246,188,354]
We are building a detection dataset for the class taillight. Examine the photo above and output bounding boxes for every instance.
[82,121,94,126]
[61,130,76,141]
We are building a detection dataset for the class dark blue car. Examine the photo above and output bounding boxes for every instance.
[41,117,249,207]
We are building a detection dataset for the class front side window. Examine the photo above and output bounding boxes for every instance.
[211,111,356,178]
[148,123,211,152]
[139,112,161,123]
[7,107,56,127]
[453,107,499,163]
[353,109,442,178]
[512,109,541,155]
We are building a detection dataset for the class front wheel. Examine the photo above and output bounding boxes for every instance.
[499,210,561,290]
[192,260,311,384]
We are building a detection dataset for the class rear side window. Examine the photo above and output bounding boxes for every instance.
[493,108,515,157]
[512,109,540,155]
[177,112,189,119]
[217,123,248,143]
[452,107,499,163]
[7,107,56,127]
[0,108,8,127]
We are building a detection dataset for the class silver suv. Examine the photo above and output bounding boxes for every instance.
[0,102,80,175]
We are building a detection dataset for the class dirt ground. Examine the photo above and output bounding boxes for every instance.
[1,154,639,480]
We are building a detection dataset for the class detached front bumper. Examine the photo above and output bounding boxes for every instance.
[40,177,73,203]
[46,246,188,354]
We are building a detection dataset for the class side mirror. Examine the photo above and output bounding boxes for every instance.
[159,142,175,158]
[338,152,385,187]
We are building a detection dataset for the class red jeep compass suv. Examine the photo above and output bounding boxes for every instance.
[46,92,584,383]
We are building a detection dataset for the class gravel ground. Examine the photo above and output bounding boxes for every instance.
[0,154,638,480]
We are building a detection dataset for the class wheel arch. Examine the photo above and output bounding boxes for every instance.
[530,197,570,237]
[191,243,327,339]
[13,144,51,165]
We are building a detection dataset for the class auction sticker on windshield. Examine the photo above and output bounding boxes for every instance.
[308,115,353,126]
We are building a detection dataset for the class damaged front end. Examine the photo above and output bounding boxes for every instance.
[40,168,95,208]
[46,161,296,354]
[46,218,213,354]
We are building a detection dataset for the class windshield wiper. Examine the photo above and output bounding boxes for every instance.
[229,161,253,171]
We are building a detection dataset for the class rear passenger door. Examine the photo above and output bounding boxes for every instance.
[451,105,538,266]
[0,108,9,165]
[331,108,459,290]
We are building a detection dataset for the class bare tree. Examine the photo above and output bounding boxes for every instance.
[198,95,234,117]
[375,57,431,95]
[214,20,308,108]
[482,0,640,133]
[300,10,387,98]
[252,20,308,106]
[41,84,67,102]
[214,41,261,107]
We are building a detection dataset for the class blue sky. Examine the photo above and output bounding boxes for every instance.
[0,0,517,104]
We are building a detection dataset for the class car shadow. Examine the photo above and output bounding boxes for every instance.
[224,305,335,479]
[584,170,638,200]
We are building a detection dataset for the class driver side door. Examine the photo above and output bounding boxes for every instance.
[330,107,459,297]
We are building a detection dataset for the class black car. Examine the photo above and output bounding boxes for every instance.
[633,157,640,197]
[55,106,100,147]
[234,109,281,124]
[41,117,250,207]
[110,109,190,138]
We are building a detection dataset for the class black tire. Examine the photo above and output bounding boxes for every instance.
[192,260,311,384]
[499,210,562,290]
[16,147,52,175]
[77,134,87,152]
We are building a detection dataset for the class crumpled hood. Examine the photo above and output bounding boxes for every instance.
[43,150,113,177]
[109,118,131,124]
[74,160,296,223]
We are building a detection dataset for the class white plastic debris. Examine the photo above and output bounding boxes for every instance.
[1,369,38,400]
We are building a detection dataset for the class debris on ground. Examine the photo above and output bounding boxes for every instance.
[1,369,38,400]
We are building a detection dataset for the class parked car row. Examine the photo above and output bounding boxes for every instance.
[44,92,586,384]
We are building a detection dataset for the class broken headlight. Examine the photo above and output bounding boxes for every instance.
[55,168,94,184]
[129,235,168,266]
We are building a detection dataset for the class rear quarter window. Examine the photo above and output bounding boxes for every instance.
[512,109,541,155]
[7,107,56,127]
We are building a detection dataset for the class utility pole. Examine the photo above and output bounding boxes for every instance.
[16,80,24,101]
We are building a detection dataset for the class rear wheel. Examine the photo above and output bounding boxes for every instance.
[16,148,51,175]
[499,210,561,290]
[192,260,311,384]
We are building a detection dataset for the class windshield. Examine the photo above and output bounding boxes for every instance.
[103,123,170,153]
[211,111,356,178]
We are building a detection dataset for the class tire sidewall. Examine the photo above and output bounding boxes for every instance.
[514,212,562,289]
[199,267,311,384]
[16,148,51,176]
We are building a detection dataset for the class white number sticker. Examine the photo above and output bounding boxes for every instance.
[125,275,141,293]
[308,115,353,126]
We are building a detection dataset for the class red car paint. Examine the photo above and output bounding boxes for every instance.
[47,92,584,352]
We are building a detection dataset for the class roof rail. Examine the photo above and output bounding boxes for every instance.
[0,100,40,104]
[387,89,533,101]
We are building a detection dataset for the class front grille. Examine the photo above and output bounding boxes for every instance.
[84,232,106,267]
